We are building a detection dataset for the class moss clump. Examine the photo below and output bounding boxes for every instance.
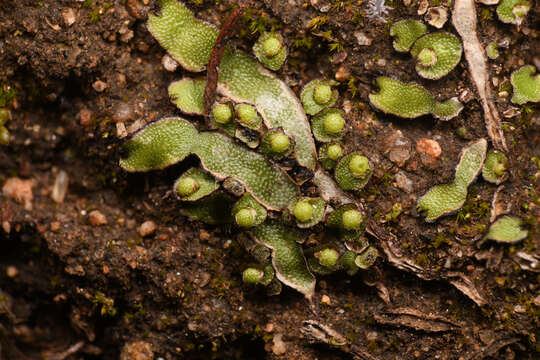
[510,65,540,105]
[390,19,427,53]
[0,108,11,145]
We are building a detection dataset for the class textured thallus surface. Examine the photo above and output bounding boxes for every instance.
[148,0,217,72]
[410,32,463,80]
[251,221,315,299]
[390,19,427,53]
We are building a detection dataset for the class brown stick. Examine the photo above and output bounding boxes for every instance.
[203,2,249,121]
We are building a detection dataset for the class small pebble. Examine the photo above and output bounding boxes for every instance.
[354,31,372,46]
[79,108,92,127]
[272,333,287,355]
[335,65,351,82]
[162,54,179,72]
[321,294,331,305]
[50,221,61,232]
[112,102,135,123]
[120,341,153,360]
[88,210,107,226]
[415,138,441,167]
[51,170,69,203]
[138,220,157,237]
[62,8,77,26]
[2,177,34,211]
[383,130,411,167]
[6,266,18,278]
[92,80,108,93]
[395,171,414,193]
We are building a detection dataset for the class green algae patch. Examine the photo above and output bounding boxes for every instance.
[218,49,317,170]
[334,152,373,191]
[510,65,540,105]
[148,0,218,72]
[369,77,463,120]
[174,167,218,201]
[253,32,287,71]
[417,139,487,222]
[251,221,316,300]
[168,78,205,115]
[390,19,428,53]
[484,216,528,243]
[180,191,234,225]
[301,79,339,116]
[119,117,198,172]
[120,117,299,210]
[287,197,327,228]
[410,32,462,80]
[482,150,508,184]
[496,0,531,26]
[233,194,268,227]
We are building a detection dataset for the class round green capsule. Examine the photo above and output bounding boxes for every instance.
[293,201,313,223]
[318,248,339,268]
[236,104,258,126]
[212,104,233,124]
[262,37,282,58]
[235,208,256,228]
[177,177,199,197]
[493,161,507,176]
[242,267,263,284]
[417,48,437,67]
[0,109,11,125]
[327,144,343,160]
[313,84,332,105]
[342,209,363,230]
[269,133,290,153]
[323,113,345,134]
[348,155,369,177]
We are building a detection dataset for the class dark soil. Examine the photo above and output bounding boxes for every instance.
[0,0,539,359]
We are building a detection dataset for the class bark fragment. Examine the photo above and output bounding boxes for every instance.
[452,0,508,151]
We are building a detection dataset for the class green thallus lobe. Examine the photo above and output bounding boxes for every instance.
[417,139,487,222]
